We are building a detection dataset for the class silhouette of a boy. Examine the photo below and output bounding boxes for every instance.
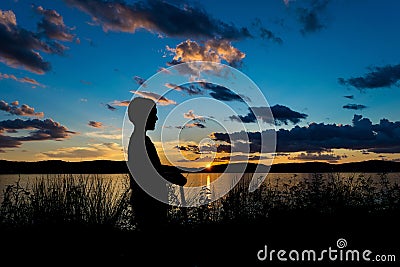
[127,97,186,230]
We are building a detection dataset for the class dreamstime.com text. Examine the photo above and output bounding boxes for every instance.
[257,238,396,263]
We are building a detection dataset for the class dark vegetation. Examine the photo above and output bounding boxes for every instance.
[0,171,399,266]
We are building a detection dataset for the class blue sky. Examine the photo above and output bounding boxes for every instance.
[1,0,400,166]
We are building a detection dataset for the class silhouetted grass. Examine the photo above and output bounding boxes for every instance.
[0,174,131,228]
[1,172,399,265]
[1,172,399,228]
[168,172,400,225]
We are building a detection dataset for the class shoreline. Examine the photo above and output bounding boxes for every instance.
[1,159,400,174]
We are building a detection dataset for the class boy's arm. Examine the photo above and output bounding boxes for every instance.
[163,171,187,186]
[160,165,187,186]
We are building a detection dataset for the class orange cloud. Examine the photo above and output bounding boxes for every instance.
[184,110,205,122]
[0,73,45,87]
[110,100,130,107]
[130,91,176,106]
[0,100,44,117]
[38,142,124,161]
[88,121,103,128]
[168,39,245,66]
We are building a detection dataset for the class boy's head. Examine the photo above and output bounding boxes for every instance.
[128,97,158,130]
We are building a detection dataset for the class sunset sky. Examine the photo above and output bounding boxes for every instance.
[1,0,400,167]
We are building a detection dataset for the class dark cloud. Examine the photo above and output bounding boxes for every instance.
[176,122,206,129]
[216,144,231,153]
[229,109,257,123]
[231,106,275,124]
[0,135,22,152]
[209,131,271,154]
[230,105,307,125]
[199,82,245,102]
[217,155,262,162]
[252,18,283,44]
[338,64,400,90]
[133,75,146,86]
[369,146,400,154]
[211,115,400,154]
[296,0,330,35]
[176,143,229,154]
[105,103,117,111]
[64,0,251,40]
[271,105,308,125]
[36,6,75,42]
[165,83,203,96]
[0,10,66,74]
[288,152,342,162]
[343,104,367,110]
[176,144,200,154]
[0,100,44,117]
[0,119,76,140]
[344,95,354,99]
[0,118,76,151]
[176,155,215,163]
[187,122,206,128]
[165,81,253,102]
[259,27,283,45]
[88,121,103,128]
[273,152,290,156]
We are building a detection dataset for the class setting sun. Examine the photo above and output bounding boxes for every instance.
[206,163,212,169]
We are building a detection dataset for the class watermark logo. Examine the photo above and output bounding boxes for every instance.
[122,61,277,207]
[336,238,347,249]
[257,238,396,263]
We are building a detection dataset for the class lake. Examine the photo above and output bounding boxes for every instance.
[1,172,399,203]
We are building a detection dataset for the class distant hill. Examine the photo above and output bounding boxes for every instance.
[200,160,400,173]
[268,160,400,173]
[0,160,129,174]
[0,160,400,174]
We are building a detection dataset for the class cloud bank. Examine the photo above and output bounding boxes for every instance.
[229,105,308,125]
[211,115,400,154]
[339,64,400,90]
[0,9,67,74]
[343,104,367,110]
[0,100,44,117]
[36,6,75,42]
[64,0,250,40]
[0,118,76,152]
